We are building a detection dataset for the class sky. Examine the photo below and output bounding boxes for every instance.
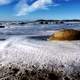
[0,0,80,21]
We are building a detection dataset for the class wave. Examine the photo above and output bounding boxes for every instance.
[0,24,80,79]
[0,33,79,80]
[0,36,80,68]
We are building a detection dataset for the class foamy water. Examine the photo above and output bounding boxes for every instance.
[0,36,80,72]
[0,23,80,75]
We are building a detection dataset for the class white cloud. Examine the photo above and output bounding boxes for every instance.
[16,0,53,16]
[0,0,70,16]
[16,0,29,16]
[0,0,14,5]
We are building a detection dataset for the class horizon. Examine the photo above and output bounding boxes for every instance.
[0,19,80,22]
[0,0,80,21]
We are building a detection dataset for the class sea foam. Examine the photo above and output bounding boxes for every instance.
[0,36,80,70]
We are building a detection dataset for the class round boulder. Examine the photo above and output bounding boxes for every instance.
[48,29,80,41]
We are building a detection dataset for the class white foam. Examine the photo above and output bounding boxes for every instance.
[0,36,80,70]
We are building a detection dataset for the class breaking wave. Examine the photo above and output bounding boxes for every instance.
[0,24,80,79]
[0,36,80,80]
[0,36,80,67]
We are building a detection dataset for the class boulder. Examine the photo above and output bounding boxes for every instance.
[48,29,80,41]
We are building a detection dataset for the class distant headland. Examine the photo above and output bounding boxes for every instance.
[0,19,80,28]
[0,19,80,24]
[24,19,80,25]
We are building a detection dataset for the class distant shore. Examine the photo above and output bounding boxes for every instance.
[0,19,80,27]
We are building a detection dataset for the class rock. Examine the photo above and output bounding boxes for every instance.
[48,29,80,41]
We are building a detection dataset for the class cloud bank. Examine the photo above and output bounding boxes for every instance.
[0,0,70,16]
[16,0,53,16]
[0,0,14,5]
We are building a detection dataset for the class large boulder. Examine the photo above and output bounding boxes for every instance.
[48,29,80,41]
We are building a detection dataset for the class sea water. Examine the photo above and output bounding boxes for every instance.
[0,23,80,71]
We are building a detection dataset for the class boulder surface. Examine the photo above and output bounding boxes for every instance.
[49,29,80,40]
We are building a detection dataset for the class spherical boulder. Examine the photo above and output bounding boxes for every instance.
[48,29,80,41]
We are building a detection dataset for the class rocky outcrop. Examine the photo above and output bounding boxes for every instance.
[0,63,80,80]
[49,29,80,41]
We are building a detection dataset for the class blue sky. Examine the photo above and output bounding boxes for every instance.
[0,0,80,21]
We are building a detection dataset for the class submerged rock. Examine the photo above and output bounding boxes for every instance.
[49,29,80,41]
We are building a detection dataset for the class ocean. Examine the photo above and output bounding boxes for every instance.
[0,23,80,80]
[0,23,80,65]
